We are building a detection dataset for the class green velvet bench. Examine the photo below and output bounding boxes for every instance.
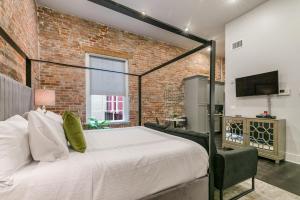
[144,122,258,200]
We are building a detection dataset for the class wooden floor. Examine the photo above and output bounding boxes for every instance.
[215,133,300,196]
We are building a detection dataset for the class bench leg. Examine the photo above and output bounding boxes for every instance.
[220,189,223,200]
[229,177,255,200]
[220,177,255,200]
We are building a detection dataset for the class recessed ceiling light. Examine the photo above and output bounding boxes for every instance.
[141,11,146,16]
[184,27,189,32]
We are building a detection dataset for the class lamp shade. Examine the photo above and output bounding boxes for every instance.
[35,89,56,106]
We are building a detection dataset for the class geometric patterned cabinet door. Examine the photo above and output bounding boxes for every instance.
[249,120,275,151]
[223,117,246,146]
[223,117,286,164]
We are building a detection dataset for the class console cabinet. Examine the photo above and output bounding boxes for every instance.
[222,116,286,163]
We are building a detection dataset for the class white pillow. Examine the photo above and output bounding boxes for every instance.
[0,115,31,187]
[28,111,69,162]
[22,112,29,120]
[45,111,63,124]
[45,111,67,146]
[35,109,67,147]
[36,108,63,125]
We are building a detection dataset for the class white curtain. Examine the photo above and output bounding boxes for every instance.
[89,56,126,96]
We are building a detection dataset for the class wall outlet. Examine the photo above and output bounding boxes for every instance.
[278,88,291,96]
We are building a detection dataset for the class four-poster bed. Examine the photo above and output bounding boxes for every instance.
[0,0,217,199]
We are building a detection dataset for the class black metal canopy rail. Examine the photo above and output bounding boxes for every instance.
[0,1,216,199]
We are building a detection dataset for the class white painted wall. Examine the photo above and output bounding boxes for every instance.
[225,0,300,164]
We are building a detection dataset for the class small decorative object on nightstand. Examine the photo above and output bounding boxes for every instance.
[256,111,276,119]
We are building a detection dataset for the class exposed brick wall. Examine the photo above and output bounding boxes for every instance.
[37,6,225,125]
[142,54,225,124]
[0,37,25,82]
[0,0,39,84]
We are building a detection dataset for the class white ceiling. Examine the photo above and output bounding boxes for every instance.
[37,0,268,57]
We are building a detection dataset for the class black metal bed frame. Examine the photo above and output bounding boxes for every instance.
[0,1,216,199]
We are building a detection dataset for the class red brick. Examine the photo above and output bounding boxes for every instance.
[0,0,39,84]
[37,7,225,125]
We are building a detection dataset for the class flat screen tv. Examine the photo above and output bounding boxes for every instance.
[236,71,279,97]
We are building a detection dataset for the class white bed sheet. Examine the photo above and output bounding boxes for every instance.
[0,126,208,200]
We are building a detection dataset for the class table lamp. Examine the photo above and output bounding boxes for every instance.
[35,89,55,112]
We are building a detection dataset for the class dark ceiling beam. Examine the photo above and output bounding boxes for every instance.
[141,43,209,76]
[88,0,210,45]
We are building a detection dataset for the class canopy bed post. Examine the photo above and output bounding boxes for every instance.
[26,58,32,87]
[138,75,142,126]
[0,26,31,88]
[208,40,216,200]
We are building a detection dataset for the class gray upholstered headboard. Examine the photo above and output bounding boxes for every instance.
[0,73,33,120]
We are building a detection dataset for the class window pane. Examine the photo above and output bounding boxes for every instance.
[113,101,116,110]
[118,101,123,110]
[105,111,114,120]
[115,111,123,120]
[106,101,112,111]
[99,95,124,121]
[118,96,123,101]
[91,95,105,120]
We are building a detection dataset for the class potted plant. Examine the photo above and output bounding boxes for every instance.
[85,118,110,130]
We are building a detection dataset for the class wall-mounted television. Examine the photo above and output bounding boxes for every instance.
[236,71,279,97]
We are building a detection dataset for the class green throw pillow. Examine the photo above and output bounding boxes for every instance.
[63,111,86,153]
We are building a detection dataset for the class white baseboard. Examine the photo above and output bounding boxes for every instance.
[285,152,300,165]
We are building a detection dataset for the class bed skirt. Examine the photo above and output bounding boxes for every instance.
[142,175,208,200]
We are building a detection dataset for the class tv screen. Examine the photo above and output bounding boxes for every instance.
[236,71,279,97]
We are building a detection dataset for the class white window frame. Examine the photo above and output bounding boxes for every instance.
[85,53,129,124]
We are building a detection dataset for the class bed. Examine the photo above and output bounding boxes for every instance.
[0,74,209,200]
[0,126,208,200]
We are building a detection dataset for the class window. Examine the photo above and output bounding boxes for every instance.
[90,95,125,121]
[105,96,124,120]
[86,54,129,123]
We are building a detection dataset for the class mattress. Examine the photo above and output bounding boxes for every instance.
[0,126,208,200]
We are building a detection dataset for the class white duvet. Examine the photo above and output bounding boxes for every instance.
[0,127,208,200]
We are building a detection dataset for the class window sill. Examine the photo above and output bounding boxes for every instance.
[83,121,131,130]
[108,121,130,125]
